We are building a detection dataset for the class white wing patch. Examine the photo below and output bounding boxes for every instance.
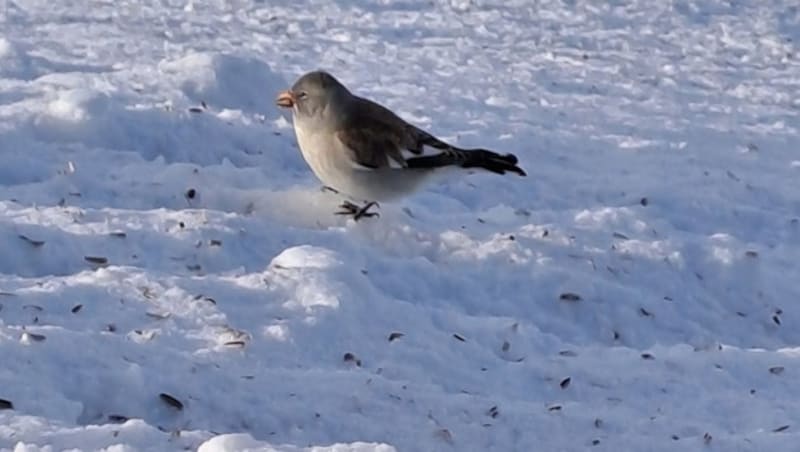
[395,143,447,168]
[387,155,406,169]
[350,160,379,171]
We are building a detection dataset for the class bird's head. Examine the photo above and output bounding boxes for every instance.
[276,70,349,118]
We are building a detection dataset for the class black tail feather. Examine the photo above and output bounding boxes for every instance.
[407,132,526,176]
[406,145,526,176]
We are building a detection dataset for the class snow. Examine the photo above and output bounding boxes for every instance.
[1,0,799,451]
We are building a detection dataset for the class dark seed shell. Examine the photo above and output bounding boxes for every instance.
[559,293,581,302]
[159,393,184,410]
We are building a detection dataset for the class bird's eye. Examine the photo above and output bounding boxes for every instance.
[297,91,308,100]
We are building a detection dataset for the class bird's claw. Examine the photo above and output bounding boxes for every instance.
[336,201,380,221]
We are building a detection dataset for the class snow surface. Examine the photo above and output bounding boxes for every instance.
[1,0,799,451]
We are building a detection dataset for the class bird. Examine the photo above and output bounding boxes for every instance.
[275,70,526,220]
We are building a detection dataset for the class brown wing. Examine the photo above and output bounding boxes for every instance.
[335,96,427,169]
[336,95,527,176]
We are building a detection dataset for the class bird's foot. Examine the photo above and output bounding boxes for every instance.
[321,185,340,194]
[336,201,380,221]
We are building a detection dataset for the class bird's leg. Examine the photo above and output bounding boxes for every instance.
[336,200,380,221]
[320,185,340,194]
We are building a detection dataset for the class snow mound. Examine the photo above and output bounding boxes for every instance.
[159,53,288,116]
[0,37,34,80]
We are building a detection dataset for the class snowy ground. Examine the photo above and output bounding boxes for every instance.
[1,0,799,451]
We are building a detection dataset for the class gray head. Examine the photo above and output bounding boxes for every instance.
[276,70,351,117]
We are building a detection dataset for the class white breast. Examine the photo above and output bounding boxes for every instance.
[291,112,434,202]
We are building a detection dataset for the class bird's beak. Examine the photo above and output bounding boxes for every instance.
[276,90,295,108]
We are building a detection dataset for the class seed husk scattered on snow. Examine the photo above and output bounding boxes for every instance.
[703,432,712,444]
[0,399,13,410]
[388,332,404,342]
[193,294,216,305]
[18,235,45,247]
[773,425,790,433]
[612,232,629,240]
[452,333,466,342]
[641,353,655,360]
[594,418,603,428]
[769,366,785,375]
[559,292,581,302]
[109,232,127,238]
[343,352,362,367]
[108,414,129,423]
[639,307,652,317]
[159,393,184,410]
[547,404,562,411]
[224,340,246,348]
[23,332,46,342]
[84,256,108,266]
[210,239,222,247]
[501,341,510,352]
[560,377,571,389]
[71,304,83,313]
[559,350,578,357]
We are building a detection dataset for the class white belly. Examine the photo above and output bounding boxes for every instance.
[293,116,431,202]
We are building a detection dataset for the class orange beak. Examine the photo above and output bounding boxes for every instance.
[276,90,295,108]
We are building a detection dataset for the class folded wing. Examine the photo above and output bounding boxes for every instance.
[335,96,526,176]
